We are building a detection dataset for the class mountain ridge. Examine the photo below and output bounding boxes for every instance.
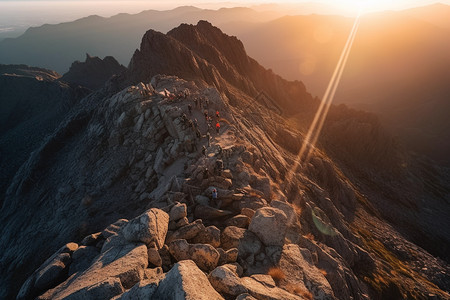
[0,20,448,300]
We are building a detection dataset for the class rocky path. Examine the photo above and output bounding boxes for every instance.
[12,76,450,300]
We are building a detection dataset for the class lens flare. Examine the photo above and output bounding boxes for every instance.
[284,10,362,184]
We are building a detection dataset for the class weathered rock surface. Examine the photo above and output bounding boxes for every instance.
[208,265,248,296]
[221,226,246,250]
[39,242,148,299]
[122,208,169,248]
[249,207,287,246]
[151,260,224,299]
[278,244,335,300]
[68,246,100,276]
[192,225,221,248]
[240,276,302,300]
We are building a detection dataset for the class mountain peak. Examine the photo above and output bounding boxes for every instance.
[61,54,126,90]
[128,21,313,113]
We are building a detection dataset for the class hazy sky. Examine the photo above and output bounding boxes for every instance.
[0,0,449,38]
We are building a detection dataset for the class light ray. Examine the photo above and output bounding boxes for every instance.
[284,10,362,185]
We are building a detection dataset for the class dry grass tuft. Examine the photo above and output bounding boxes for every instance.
[305,233,315,241]
[267,267,286,284]
[293,203,302,215]
[285,284,313,300]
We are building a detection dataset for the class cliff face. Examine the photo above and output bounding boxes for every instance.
[0,65,89,207]
[128,21,314,114]
[0,22,449,300]
[60,54,126,90]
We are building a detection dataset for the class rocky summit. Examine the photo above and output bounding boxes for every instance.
[0,21,449,300]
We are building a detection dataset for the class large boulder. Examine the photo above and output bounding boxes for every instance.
[168,239,191,261]
[169,239,220,272]
[226,215,251,228]
[166,221,205,243]
[221,226,246,250]
[208,265,248,296]
[122,208,169,248]
[248,207,287,246]
[189,243,220,271]
[34,253,71,291]
[39,241,148,299]
[39,277,125,300]
[169,202,187,221]
[278,244,335,300]
[114,279,159,300]
[17,243,78,300]
[192,225,221,248]
[271,200,297,227]
[68,246,100,276]
[240,276,302,300]
[151,260,224,299]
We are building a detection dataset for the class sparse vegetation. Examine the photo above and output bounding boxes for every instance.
[267,267,286,284]
[285,283,313,300]
[292,203,302,215]
[305,233,315,241]
[356,227,445,299]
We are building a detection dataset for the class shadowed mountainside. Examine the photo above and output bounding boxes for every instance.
[0,65,89,207]
[0,21,448,299]
[60,54,126,90]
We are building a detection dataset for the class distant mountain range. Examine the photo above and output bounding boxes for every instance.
[0,6,280,73]
[1,21,449,299]
[1,5,449,164]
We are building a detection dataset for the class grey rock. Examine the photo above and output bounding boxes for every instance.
[166,221,205,243]
[115,279,158,300]
[69,246,100,276]
[226,214,251,228]
[192,225,221,248]
[152,260,224,299]
[238,231,262,258]
[168,239,191,261]
[208,265,248,296]
[248,207,287,246]
[39,242,148,299]
[147,246,162,267]
[81,232,101,246]
[240,276,302,300]
[189,243,220,271]
[59,277,124,300]
[221,226,246,250]
[271,200,297,227]
[279,244,335,300]
[35,253,71,291]
[122,208,169,248]
[169,202,187,221]
[236,293,258,300]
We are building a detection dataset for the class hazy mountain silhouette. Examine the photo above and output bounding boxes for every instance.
[402,3,450,30]
[229,6,450,164]
[0,6,280,73]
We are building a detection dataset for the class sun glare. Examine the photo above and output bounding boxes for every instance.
[339,0,400,14]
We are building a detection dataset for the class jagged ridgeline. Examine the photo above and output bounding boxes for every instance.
[0,21,448,300]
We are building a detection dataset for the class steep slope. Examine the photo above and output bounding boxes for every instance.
[0,65,89,207]
[60,54,126,90]
[0,22,449,300]
[128,20,314,114]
